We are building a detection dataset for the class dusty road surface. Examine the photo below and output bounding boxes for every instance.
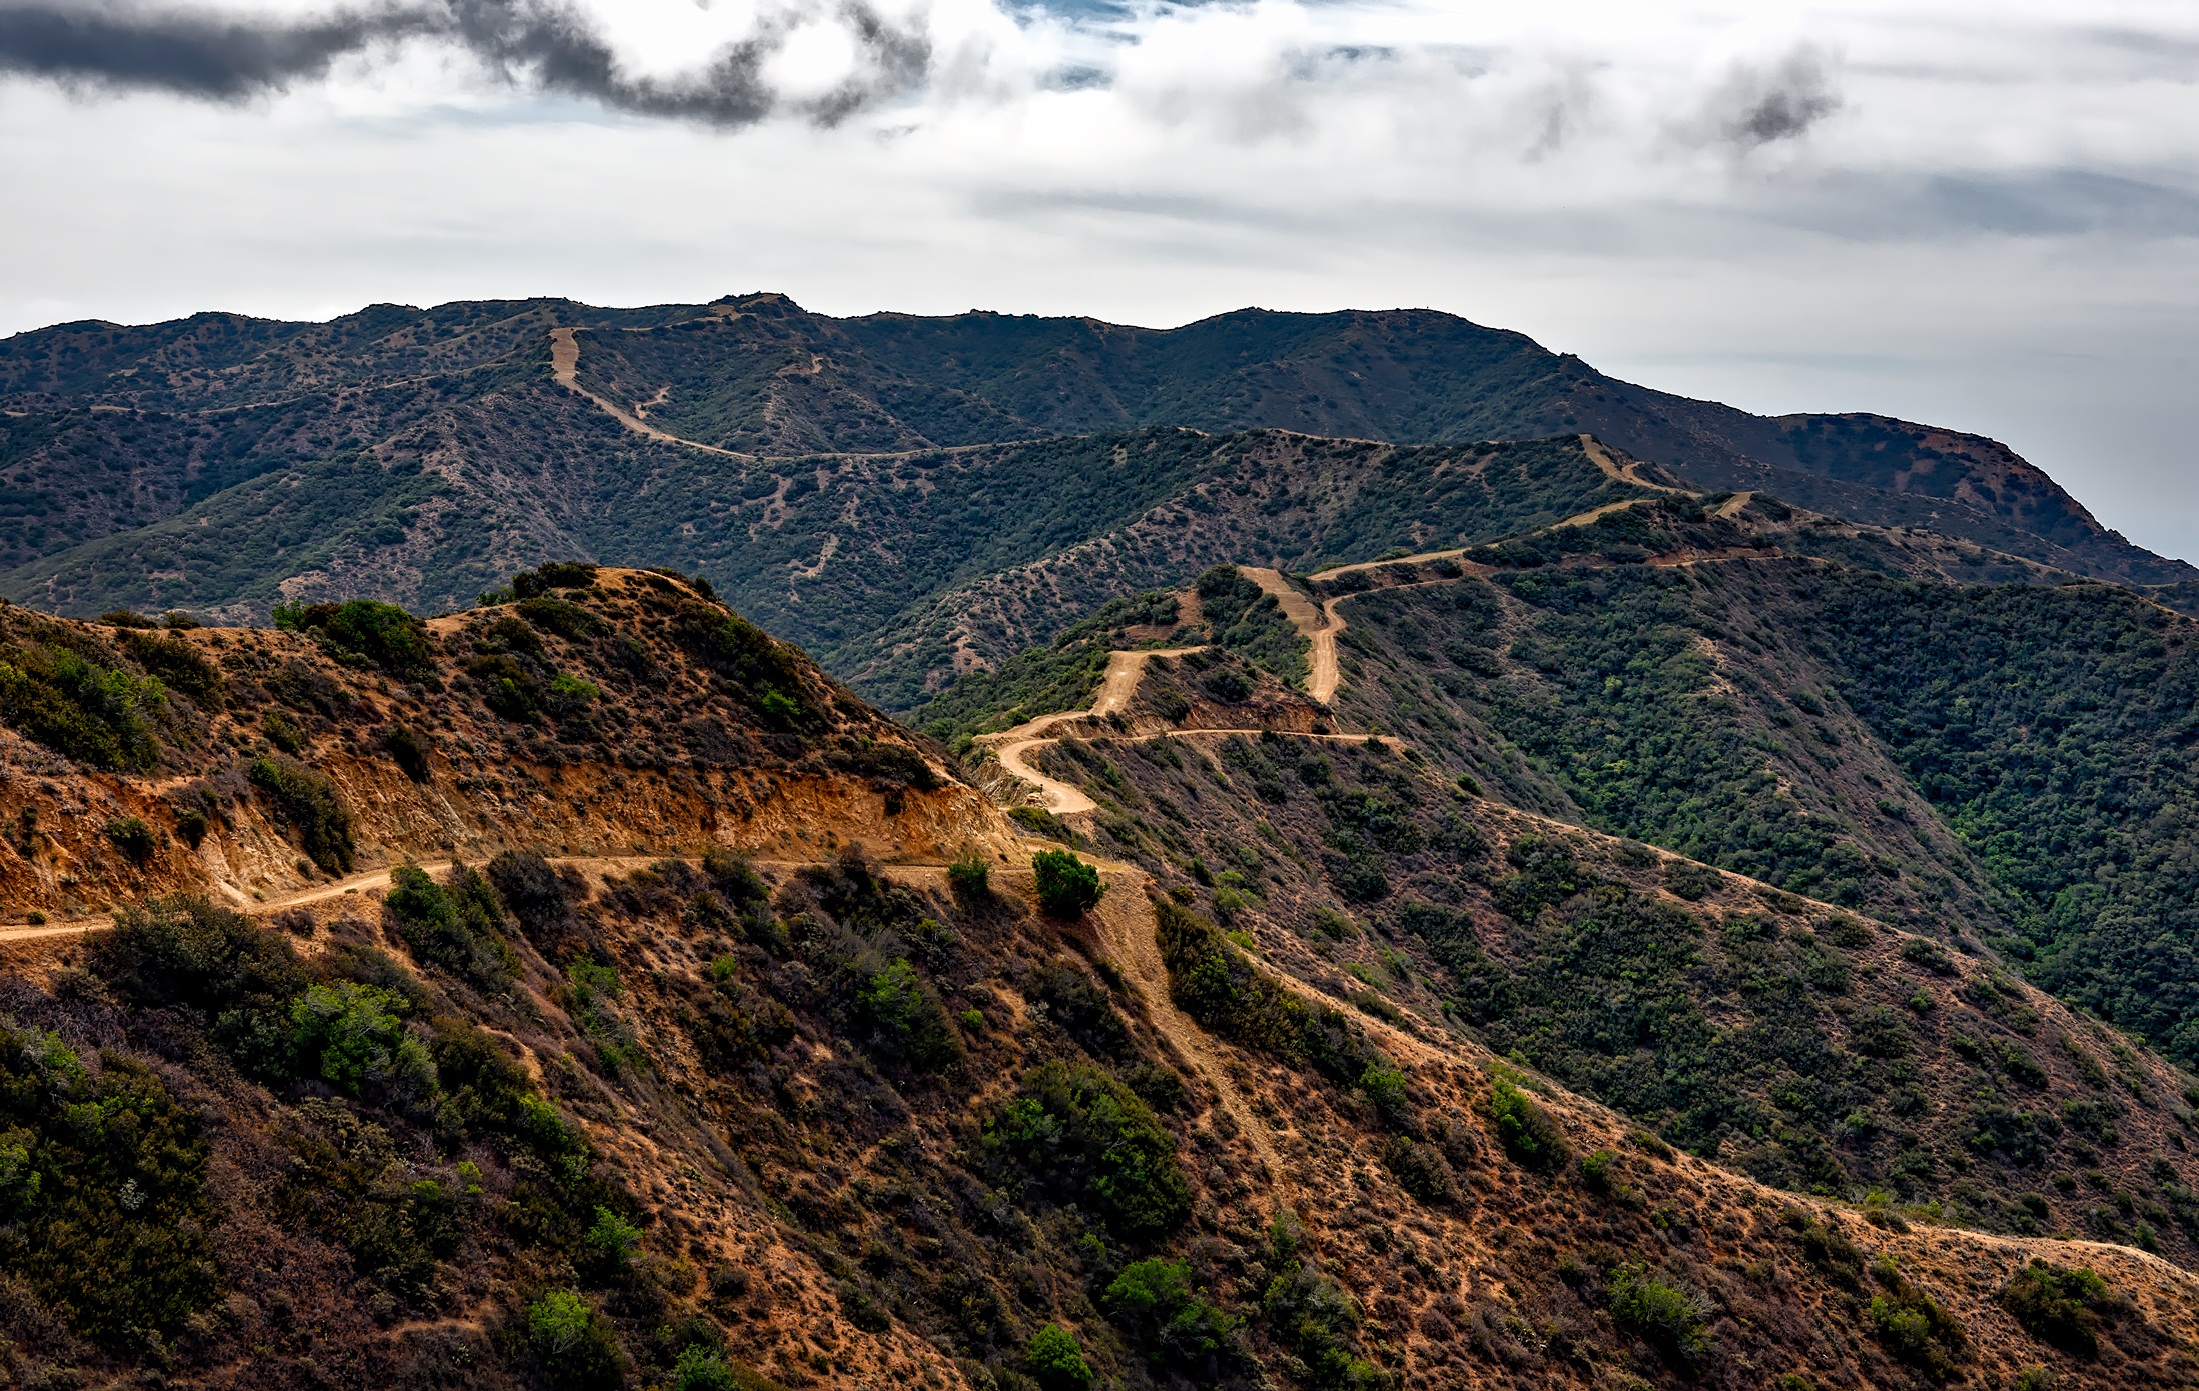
[1240,567,1341,704]
[549,329,744,458]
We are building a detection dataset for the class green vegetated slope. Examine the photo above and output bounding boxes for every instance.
[1,292,2185,625]
[1297,498,2199,1080]
[1017,720,2199,1268]
[0,426,1651,712]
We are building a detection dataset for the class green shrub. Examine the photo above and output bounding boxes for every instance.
[119,629,224,703]
[948,847,992,896]
[671,1345,786,1391]
[274,599,435,679]
[1357,1061,1411,1126]
[512,561,600,598]
[671,602,821,731]
[94,895,312,1078]
[1154,897,1372,1088]
[526,1289,626,1390]
[262,708,307,754]
[175,804,209,848]
[288,981,437,1099]
[248,756,354,873]
[0,1030,218,1347]
[986,1060,1191,1241]
[1104,1257,1237,1370]
[1025,1323,1094,1391]
[104,815,156,866]
[1033,849,1105,918]
[384,863,515,988]
[851,958,960,1071]
[517,595,604,639]
[1869,1258,1968,1378]
[1488,1077,1569,1170]
[0,641,162,770]
[1608,1262,1711,1371]
[1261,1259,1382,1388]
[586,1205,643,1266]
[2002,1259,2120,1356]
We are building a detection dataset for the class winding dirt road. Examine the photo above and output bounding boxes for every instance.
[975,647,1210,816]
[549,329,745,458]
[1240,567,1342,705]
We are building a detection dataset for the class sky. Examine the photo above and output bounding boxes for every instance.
[2,0,2197,558]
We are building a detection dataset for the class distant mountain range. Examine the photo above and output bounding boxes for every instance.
[0,292,2187,698]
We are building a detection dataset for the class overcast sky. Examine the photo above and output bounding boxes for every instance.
[3,0,2197,557]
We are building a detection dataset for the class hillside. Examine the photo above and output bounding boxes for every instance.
[0,564,2192,1389]
[0,294,2184,642]
[0,424,1664,710]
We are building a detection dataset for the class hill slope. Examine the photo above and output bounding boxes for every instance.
[0,564,2192,1390]
[0,294,2183,633]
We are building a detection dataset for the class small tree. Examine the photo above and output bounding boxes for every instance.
[1033,850,1104,919]
[948,846,992,897]
[1026,1323,1094,1390]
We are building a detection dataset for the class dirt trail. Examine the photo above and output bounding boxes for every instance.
[1579,434,1688,493]
[1090,877,1292,1196]
[549,329,746,458]
[0,855,689,946]
[1716,490,1754,518]
[1239,567,1341,705]
[974,647,1209,816]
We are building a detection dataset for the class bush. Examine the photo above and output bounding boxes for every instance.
[1870,1258,1968,1378]
[948,847,992,896]
[1103,1257,1237,1371]
[671,602,821,731]
[104,815,156,866]
[0,641,162,770]
[248,756,355,873]
[120,629,224,703]
[1154,897,1373,1087]
[288,980,437,1100]
[986,1060,1191,1241]
[262,708,306,754]
[2002,1259,2120,1356]
[1488,1077,1569,1170]
[0,1032,218,1346]
[586,1205,643,1267]
[94,895,312,1077]
[526,1289,626,1390]
[383,723,433,781]
[1608,1262,1711,1371]
[513,561,600,599]
[274,599,435,679]
[384,863,516,988]
[1033,849,1105,919]
[175,804,209,848]
[1025,1324,1094,1391]
[853,959,962,1072]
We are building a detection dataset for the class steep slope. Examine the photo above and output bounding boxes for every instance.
[0,562,2193,1391]
[0,294,2183,624]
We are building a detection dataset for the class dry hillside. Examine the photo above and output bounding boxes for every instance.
[0,567,2188,1391]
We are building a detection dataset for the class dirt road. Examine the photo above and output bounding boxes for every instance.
[549,329,745,458]
[1240,567,1341,705]
[974,647,1209,815]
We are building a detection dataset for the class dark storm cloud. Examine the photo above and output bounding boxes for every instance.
[1710,44,1842,148]
[0,0,929,126]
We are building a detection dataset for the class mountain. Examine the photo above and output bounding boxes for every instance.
[0,561,2191,1391]
[0,295,2185,651]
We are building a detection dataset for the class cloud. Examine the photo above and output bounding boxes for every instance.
[1701,43,1842,149]
[0,0,930,125]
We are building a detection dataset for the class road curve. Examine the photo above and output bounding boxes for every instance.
[1239,568,1340,705]
[549,329,746,458]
